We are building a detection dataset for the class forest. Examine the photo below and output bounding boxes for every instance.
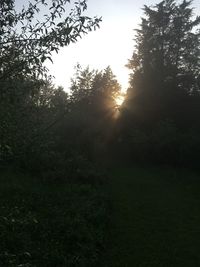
[0,0,200,266]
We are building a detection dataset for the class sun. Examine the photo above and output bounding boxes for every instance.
[115,94,125,107]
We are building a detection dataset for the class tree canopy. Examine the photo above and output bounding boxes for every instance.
[0,0,101,80]
[1,0,200,168]
[125,0,200,127]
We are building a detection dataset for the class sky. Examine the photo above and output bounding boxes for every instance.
[16,0,200,92]
[46,0,164,92]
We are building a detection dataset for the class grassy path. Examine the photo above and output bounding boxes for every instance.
[106,167,200,266]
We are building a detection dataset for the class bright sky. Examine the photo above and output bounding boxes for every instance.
[16,0,200,92]
[47,0,163,92]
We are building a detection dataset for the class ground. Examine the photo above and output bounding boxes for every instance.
[106,166,200,266]
[1,166,200,266]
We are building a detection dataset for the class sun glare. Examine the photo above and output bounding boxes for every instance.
[115,95,125,107]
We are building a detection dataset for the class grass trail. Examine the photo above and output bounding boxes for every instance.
[106,167,200,266]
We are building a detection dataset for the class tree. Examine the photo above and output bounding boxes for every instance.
[92,66,121,108]
[116,0,200,166]
[70,65,121,116]
[64,65,121,160]
[125,0,200,127]
[70,64,96,103]
[0,0,101,164]
[0,0,101,80]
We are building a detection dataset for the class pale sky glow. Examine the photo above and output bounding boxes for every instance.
[46,18,136,92]
[47,0,159,92]
[16,0,200,92]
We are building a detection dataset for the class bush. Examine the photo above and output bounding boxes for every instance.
[119,120,200,168]
[0,170,108,267]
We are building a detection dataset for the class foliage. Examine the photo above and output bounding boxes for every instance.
[70,65,121,106]
[66,65,121,160]
[0,0,101,79]
[0,0,102,166]
[0,170,108,267]
[0,79,69,165]
[125,0,200,127]
[113,0,200,167]
[115,119,200,167]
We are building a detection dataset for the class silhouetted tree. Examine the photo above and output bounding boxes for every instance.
[70,65,121,113]
[61,65,121,160]
[0,0,101,80]
[0,0,101,164]
[125,0,200,128]
[114,0,200,166]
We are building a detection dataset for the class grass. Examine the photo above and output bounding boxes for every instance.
[0,168,107,267]
[1,166,200,266]
[106,166,200,267]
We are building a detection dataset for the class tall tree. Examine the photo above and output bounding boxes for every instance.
[65,65,121,159]
[126,0,200,127]
[70,65,121,113]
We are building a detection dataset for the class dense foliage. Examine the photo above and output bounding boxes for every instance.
[0,170,108,267]
[0,1,109,266]
[126,0,200,124]
[117,0,200,167]
[0,0,101,166]
[0,0,101,79]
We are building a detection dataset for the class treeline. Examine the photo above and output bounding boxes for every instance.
[0,2,109,266]
[115,0,200,168]
[1,0,200,172]
[0,64,121,176]
[0,0,105,176]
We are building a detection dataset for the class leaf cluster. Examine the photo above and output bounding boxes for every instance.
[0,0,102,80]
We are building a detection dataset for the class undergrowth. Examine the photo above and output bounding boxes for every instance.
[0,168,108,267]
